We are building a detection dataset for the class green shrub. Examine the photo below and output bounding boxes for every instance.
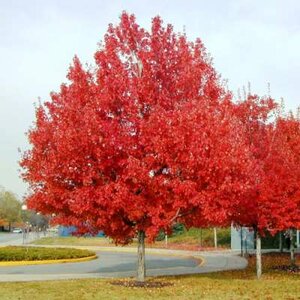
[155,223,185,241]
[0,246,95,261]
[158,226,231,248]
[169,227,231,247]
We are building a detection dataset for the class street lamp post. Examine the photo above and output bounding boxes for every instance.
[21,204,27,244]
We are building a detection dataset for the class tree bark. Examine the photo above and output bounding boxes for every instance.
[290,229,295,266]
[214,228,218,249]
[256,232,262,279]
[137,230,146,282]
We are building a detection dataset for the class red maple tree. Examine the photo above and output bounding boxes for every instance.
[21,13,254,281]
[233,95,300,277]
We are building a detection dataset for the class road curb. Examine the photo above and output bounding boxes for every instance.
[0,254,97,266]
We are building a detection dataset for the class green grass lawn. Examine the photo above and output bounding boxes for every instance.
[32,226,285,252]
[166,227,230,247]
[31,236,112,247]
[32,227,231,250]
[0,246,95,261]
[0,253,299,299]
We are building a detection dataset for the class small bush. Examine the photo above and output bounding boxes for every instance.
[167,227,231,248]
[0,246,95,261]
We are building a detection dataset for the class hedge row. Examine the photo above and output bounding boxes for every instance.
[0,246,95,261]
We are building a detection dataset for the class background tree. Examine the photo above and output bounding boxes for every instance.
[273,113,300,265]
[22,209,49,231]
[232,95,300,278]
[21,12,254,282]
[0,188,22,231]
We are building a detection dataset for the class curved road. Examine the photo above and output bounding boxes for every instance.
[0,246,248,282]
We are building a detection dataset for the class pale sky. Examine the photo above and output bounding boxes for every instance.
[1,0,299,199]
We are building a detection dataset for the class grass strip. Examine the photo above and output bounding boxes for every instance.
[0,246,95,261]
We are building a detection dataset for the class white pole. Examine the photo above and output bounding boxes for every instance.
[21,204,27,245]
[241,227,244,256]
[296,230,299,248]
[214,228,218,249]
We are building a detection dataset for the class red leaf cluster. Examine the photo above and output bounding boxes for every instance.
[232,96,300,234]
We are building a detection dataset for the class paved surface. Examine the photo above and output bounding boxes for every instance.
[0,232,46,246]
[0,244,248,282]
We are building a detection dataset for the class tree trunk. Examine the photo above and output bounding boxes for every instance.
[279,232,283,253]
[137,230,146,282]
[214,228,218,249]
[290,229,295,266]
[256,232,262,279]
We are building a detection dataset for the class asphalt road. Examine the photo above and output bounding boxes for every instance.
[0,233,248,282]
[0,246,248,281]
[0,251,198,274]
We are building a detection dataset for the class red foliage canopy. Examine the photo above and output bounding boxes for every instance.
[261,113,300,232]
[21,13,254,244]
[233,95,300,234]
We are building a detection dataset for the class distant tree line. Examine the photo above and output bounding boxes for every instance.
[0,187,49,231]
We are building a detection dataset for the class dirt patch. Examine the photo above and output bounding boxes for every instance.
[110,280,174,288]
